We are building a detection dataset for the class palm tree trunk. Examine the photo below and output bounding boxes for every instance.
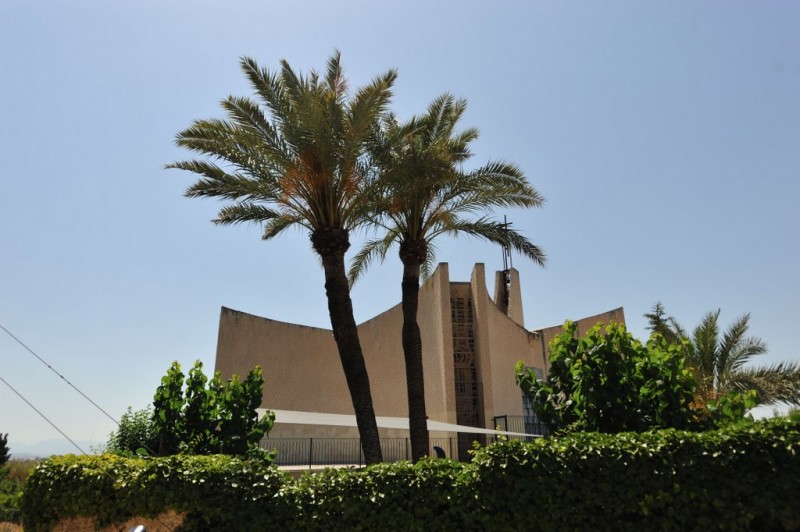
[400,241,430,462]
[313,228,383,464]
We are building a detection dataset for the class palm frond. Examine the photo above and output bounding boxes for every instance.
[691,310,721,387]
[439,218,546,267]
[718,313,767,374]
[172,161,274,202]
[213,203,281,225]
[730,361,800,406]
[262,213,307,240]
[347,233,396,286]
[668,317,689,340]
[347,69,398,144]
[727,336,768,375]
[419,239,439,280]
[239,57,294,138]
[441,162,543,216]
[325,50,347,97]
[220,96,290,165]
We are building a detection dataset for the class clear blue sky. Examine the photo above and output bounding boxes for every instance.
[1,1,798,451]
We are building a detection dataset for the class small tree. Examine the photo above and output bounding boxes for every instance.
[516,321,698,433]
[0,433,9,469]
[153,362,186,455]
[0,432,21,523]
[151,361,274,456]
[182,362,217,454]
[104,407,159,456]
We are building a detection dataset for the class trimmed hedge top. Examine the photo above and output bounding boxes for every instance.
[22,417,800,531]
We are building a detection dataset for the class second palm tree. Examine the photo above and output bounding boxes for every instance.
[351,95,546,461]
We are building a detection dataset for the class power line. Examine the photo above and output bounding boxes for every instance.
[0,323,167,458]
[0,372,174,531]
[0,323,119,427]
[0,374,88,456]
[0,329,173,529]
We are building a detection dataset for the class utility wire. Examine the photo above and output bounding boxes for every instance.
[0,323,119,427]
[1,372,174,530]
[1,327,174,530]
[0,374,88,456]
[0,323,164,458]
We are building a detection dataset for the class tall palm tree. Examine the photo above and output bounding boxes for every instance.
[645,303,800,407]
[167,53,396,464]
[350,95,546,461]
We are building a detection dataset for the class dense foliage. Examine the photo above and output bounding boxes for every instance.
[0,475,23,523]
[0,433,8,468]
[104,406,159,456]
[153,361,274,456]
[471,415,800,531]
[0,433,23,523]
[104,361,274,457]
[20,454,289,531]
[21,417,800,531]
[517,321,698,433]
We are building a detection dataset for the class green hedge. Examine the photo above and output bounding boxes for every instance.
[471,418,800,530]
[288,459,474,530]
[22,417,800,531]
[21,454,292,531]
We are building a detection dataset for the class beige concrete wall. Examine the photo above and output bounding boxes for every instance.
[215,308,343,414]
[214,308,362,438]
[471,265,547,423]
[493,268,525,327]
[417,263,458,427]
[215,264,459,440]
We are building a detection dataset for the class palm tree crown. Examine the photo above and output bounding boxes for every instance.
[171,53,396,239]
[646,303,800,407]
[167,53,396,464]
[350,94,546,281]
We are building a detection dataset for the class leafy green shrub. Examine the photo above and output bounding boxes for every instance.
[702,389,758,428]
[0,477,23,523]
[103,406,159,456]
[517,321,698,433]
[150,361,275,456]
[21,418,800,531]
[0,457,37,524]
[0,433,22,523]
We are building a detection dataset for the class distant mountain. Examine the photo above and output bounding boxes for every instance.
[9,439,101,459]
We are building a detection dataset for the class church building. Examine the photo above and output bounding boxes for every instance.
[214,263,624,461]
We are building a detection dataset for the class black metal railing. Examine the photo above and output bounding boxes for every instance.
[262,420,546,467]
[261,437,461,467]
[492,415,550,439]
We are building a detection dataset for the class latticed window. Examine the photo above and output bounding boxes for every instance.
[450,296,485,459]
[450,297,476,368]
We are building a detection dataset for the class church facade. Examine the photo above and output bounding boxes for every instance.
[214,263,624,460]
